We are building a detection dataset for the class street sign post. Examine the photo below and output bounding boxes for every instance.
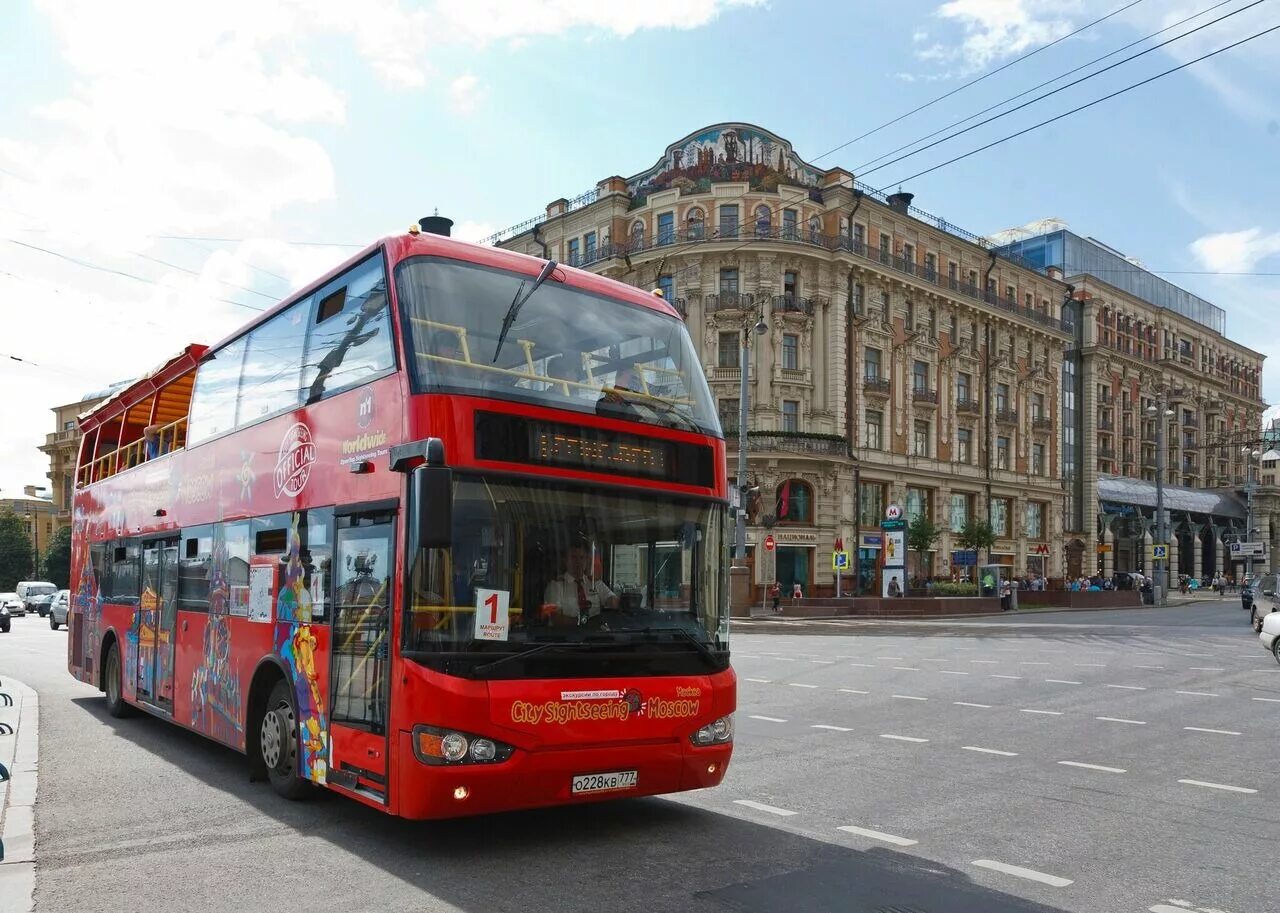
[1150,544,1168,561]
[1230,541,1265,558]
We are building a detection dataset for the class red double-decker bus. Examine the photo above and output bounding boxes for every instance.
[67,220,734,818]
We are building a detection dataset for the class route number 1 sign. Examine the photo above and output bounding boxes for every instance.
[474,588,511,641]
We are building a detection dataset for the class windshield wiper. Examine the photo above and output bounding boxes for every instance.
[468,637,610,677]
[492,259,558,364]
[620,625,723,666]
[600,387,702,434]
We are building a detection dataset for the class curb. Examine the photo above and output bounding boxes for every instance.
[732,599,1224,624]
[0,677,38,913]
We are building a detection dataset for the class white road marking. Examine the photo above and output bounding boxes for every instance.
[892,666,922,671]
[954,701,992,708]
[1104,684,1146,690]
[1020,709,1064,716]
[772,657,796,662]
[875,656,905,660]
[1188,667,1225,671]
[733,799,798,816]
[991,674,1023,680]
[1183,653,1215,658]
[787,683,819,689]
[837,825,918,846]
[748,715,788,723]
[1252,697,1280,703]
[1096,716,1147,725]
[811,724,853,732]
[1019,661,1050,665]
[847,662,877,667]
[962,746,1018,757]
[1135,665,1165,670]
[971,860,1073,888]
[1074,662,1106,667]
[938,670,970,675]
[879,734,929,743]
[1175,690,1219,697]
[1045,679,1082,685]
[810,660,835,664]
[920,658,950,663]
[1133,651,1161,656]
[892,694,928,701]
[1058,761,1126,773]
[1183,727,1241,736]
[743,677,772,683]
[839,688,870,695]
[1178,779,1257,794]
[970,660,1000,664]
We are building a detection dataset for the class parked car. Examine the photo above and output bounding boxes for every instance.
[17,581,57,614]
[1260,608,1280,665]
[31,592,56,617]
[48,589,70,630]
[1,591,26,618]
[1244,574,1278,631]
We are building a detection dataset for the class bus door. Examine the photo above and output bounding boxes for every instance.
[328,509,395,801]
[138,537,179,711]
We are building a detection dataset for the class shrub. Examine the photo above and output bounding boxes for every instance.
[929,582,978,597]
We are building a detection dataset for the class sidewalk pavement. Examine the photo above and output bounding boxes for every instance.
[737,592,1231,622]
[0,676,38,913]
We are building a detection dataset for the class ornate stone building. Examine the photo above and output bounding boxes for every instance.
[494,123,1072,595]
[38,388,114,531]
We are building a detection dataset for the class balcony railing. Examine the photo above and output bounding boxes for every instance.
[863,376,891,395]
[957,398,981,415]
[1098,446,1116,459]
[994,408,1018,424]
[1032,416,1052,430]
[912,388,939,405]
[705,292,756,312]
[1097,417,1114,431]
[730,431,849,456]
[772,295,820,315]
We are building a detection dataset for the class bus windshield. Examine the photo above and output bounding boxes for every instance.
[405,475,728,662]
[395,257,720,436]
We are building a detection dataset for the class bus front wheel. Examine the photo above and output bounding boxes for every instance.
[260,679,311,800]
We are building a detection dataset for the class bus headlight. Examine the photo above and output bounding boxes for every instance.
[413,725,515,766]
[690,714,734,746]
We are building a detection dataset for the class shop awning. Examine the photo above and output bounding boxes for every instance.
[1097,474,1246,519]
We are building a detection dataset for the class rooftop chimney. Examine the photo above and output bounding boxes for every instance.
[886,191,914,215]
[420,215,454,237]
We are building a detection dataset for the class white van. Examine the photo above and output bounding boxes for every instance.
[17,581,57,612]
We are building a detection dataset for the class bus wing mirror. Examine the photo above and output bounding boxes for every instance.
[412,464,453,549]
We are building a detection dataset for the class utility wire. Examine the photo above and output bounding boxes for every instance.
[879,19,1280,189]
[853,0,1240,173]
[859,0,1270,180]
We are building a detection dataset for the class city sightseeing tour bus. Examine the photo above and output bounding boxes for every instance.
[67,216,735,818]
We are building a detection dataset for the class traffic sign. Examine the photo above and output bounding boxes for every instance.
[763,535,776,552]
[1230,541,1265,558]
[833,551,850,570]
[1150,544,1168,561]
[885,503,903,520]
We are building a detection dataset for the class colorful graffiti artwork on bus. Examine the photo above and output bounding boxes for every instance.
[275,515,328,783]
[70,517,102,683]
[190,532,244,746]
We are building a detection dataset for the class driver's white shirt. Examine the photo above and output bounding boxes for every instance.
[543,573,616,619]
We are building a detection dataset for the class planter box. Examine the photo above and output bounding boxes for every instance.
[781,597,1001,618]
[1015,591,1142,609]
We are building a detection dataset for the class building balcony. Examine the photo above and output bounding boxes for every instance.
[711,366,741,383]
[994,408,1018,424]
[772,295,821,316]
[1182,416,1200,428]
[705,291,757,313]
[956,398,981,415]
[730,431,849,456]
[1097,446,1117,460]
[1032,416,1053,431]
[1097,417,1114,431]
[912,388,939,406]
[863,376,891,397]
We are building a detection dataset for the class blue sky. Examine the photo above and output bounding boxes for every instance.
[2,0,1278,496]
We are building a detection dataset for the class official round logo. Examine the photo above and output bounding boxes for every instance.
[885,503,903,520]
[356,389,375,430]
[273,422,316,498]
[623,689,643,714]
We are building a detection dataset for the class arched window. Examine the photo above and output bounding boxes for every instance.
[687,208,705,240]
[775,479,813,524]
[630,220,645,247]
[754,204,771,238]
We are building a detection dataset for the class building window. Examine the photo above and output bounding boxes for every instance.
[1025,502,1045,539]
[957,427,971,464]
[808,216,821,242]
[719,268,739,294]
[567,238,580,266]
[719,204,739,239]
[718,332,739,369]
[781,400,799,433]
[879,233,891,264]
[776,479,812,523]
[782,334,799,370]
[1032,443,1045,476]
[1031,392,1045,420]
[913,420,930,456]
[583,231,596,261]
[657,212,674,245]
[968,269,978,291]
[948,262,958,287]
[989,497,1009,536]
[865,410,883,450]
[719,398,739,434]
[864,347,881,380]
[996,436,1010,470]
[754,204,771,238]
[850,280,864,315]
[782,209,797,239]
[783,270,798,302]
[858,480,883,528]
[687,208,705,239]
[880,291,891,326]
[925,252,937,279]
[905,487,931,522]
[630,220,645,246]
[905,300,914,330]
[957,372,971,404]
[995,383,1009,412]
[657,274,673,304]
[928,307,937,338]
[903,243,915,274]
[1005,284,1015,303]
[949,493,970,533]
[912,359,929,393]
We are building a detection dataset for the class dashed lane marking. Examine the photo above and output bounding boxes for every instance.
[891,666,922,671]
[1019,662,1050,666]
[971,860,1073,888]
[787,683,819,689]
[1183,727,1241,736]
[1045,679,1083,685]
[1188,667,1225,671]
[743,678,772,683]
[970,660,1000,664]
[838,688,870,695]
[1135,665,1165,670]
[810,660,835,664]
[938,670,970,675]
[1097,716,1147,725]
[892,694,928,701]
[1074,663,1106,667]
[954,702,992,708]
[748,715,788,723]
[811,724,853,732]
[1020,709,1064,716]
[848,662,877,668]
[1058,761,1127,774]
[1104,684,1146,690]
[991,674,1023,680]
[1252,697,1280,703]
[879,734,929,743]
[733,800,798,816]
[962,746,1018,757]
[837,825,918,846]
[1175,691,1220,697]
[1178,779,1256,794]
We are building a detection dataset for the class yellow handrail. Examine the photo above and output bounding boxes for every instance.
[77,416,188,488]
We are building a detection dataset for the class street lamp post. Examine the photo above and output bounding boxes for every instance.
[1147,397,1174,605]
[1243,447,1261,583]
[733,314,770,564]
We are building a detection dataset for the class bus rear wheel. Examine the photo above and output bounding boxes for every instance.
[104,642,132,718]
[259,679,311,801]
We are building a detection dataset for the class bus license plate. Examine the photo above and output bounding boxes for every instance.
[571,770,638,794]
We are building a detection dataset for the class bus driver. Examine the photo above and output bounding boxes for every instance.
[542,542,618,623]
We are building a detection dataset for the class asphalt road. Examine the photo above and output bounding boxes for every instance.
[3,596,1277,913]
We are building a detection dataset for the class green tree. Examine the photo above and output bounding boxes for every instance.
[955,519,997,566]
[906,515,943,585]
[0,509,34,591]
[41,525,73,589]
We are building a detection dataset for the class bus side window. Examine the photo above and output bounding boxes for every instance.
[221,521,251,617]
[299,508,333,623]
[90,542,110,595]
[106,541,141,605]
[302,255,395,404]
[178,526,214,613]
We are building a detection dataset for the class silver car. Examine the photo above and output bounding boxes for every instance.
[49,589,70,630]
[0,591,24,618]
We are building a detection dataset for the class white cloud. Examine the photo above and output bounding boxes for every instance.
[1190,228,1280,273]
[918,0,1076,71]
[448,74,488,115]
[432,0,764,43]
[452,220,500,243]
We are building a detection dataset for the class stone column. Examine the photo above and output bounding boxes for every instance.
[1142,528,1152,577]
[1216,533,1226,581]
[1102,522,1115,579]
[1192,527,1203,580]
[1168,530,1180,584]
